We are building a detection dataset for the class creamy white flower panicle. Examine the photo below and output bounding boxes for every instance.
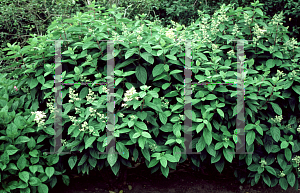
[31,111,47,129]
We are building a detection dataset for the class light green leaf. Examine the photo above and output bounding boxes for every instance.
[162,83,171,90]
[45,167,55,178]
[206,94,217,100]
[157,50,163,56]
[196,123,205,133]
[38,183,49,193]
[132,133,141,139]
[246,130,255,145]
[287,173,296,187]
[19,171,30,183]
[136,65,147,84]
[85,136,96,149]
[125,48,138,59]
[169,70,182,75]
[160,156,167,168]
[161,165,169,178]
[107,146,118,167]
[165,55,177,60]
[217,108,224,118]
[281,141,289,149]
[203,128,212,146]
[152,64,164,77]
[270,126,280,142]
[141,52,154,64]
[141,132,151,138]
[142,43,152,54]
[116,142,129,159]
[159,112,167,124]
[255,8,263,16]
[136,111,147,121]
[270,102,282,115]
[135,121,148,130]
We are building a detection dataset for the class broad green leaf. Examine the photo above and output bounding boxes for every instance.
[141,148,150,161]
[38,183,49,193]
[141,132,151,138]
[162,83,171,90]
[152,64,164,77]
[169,70,182,75]
[160,156,167,168]
[270,102,282,115]
[45,167,55,178]
[29,78,38,89]
[196,123,205,133]
[132,133,141,139]
[159,112,167,124]
[279,178,288,190]
[165,55,177,60]
[281,141,289,149]
[273,51,283,59]
[68,155,77,170]
[255,8,263,16]
[284,148,291,161]
[246,130,255,145]
[107,146,118,167]
[79,87,89,99]
[164,154,177,162]
[161,165,169,178]
[136,65,147,85]
[125,48,138,59]
[287,173,296,187]
[17,155,26,171]
[203,128,212,146]
[206,94,217,100]
[85,136,96,149]
[116,142,129,159]
[135,121,148,130]
[256,125,263,136]
[140,52,154,64]
[217,108,224,118]
[19,171,30,183]
[142,43,152,54]
[262,174,271,187]
[136,111,147,121]
[264,166,276,176]
[270,127,280,142]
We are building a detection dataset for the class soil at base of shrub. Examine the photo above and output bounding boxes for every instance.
[49,159,299,193]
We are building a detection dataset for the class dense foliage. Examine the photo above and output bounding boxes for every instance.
[1,1,300,193]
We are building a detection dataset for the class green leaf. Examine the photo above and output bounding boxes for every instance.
[38,183,49,193]
[19,171,30,183]
[149,159,159,167]
[266,59,275,68]
[159,112,167,124]
[135,121,148,130]
[273,51,283,59]
[173,146,181,161]
[29,78,38,89]
[136,111,147,121]
[246,130,255,145]
[68,156,77,170]
[206,94,217,100]
[79,87,89,99]
[196,53,208,61]
[141,132,151,138]
[287,173,296,187]
[161,165,169,178]
[29,177,42,186]
[82,41,95,50]
[196,123,205,133]
[141,148,150,161]
[152,64,164,77]
[85,136,96,149]
[74,66,80,74]
[107,146,118,167]
[125,48,138,59]
[157,50,163,56]
[17,155,26,171]
[284,148,292,161]
[142,43,152,54]
[136,65,147,84]
[281,141,289,149]
[164,154,177,162]
[160,156,167,168]
[270,127,280,142]
[279,178,288,190]
[223,148,234,163]
[262,174,271,187]
[270,102,282,115]
[140,52,154,64]
[45,167,55,178]
[62,175,70,186]
[37,75,45,85]
[132,132,141,139]
[162,83,171,90]
[255,8,263,16]
[165,55,177,60]
[169,70,182,75]
[256,125,263,136]
[15,136,30,144]
[216,108,224,118]
[116,142,129,159]
[264,166,276,176]
[203,128,212,146]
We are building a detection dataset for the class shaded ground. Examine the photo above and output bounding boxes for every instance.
[49,159,299,193]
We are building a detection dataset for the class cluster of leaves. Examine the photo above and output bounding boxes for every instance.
[1,1,300,192]
[0,73,70,193]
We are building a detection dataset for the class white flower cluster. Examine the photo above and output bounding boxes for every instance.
[211,44,218,50]
[161,97,169,108]
[253,23,266,40]
[243,12,252,26]
[31,111,47,129]
[271,115,283,124]
[96,112,107,123]
[275,70,286,78]
[231,24,240,36]
[283,37,299,51]
[68,87,80,103]
[86,88,98,104]
[278,171,286,177]
[259,160,267,167]
[166,28,175,40]
[268,11,284,26]
[227,49,235,59]
[289,70,298,80]
[121,87,139,107]
[46,98,56,114]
